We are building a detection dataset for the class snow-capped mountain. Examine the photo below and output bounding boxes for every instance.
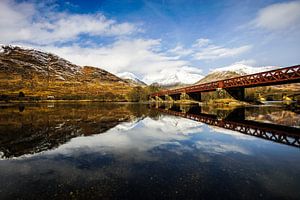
[143,66,204,87]
[197,63,279,84]
[210,63,278,75]
[116,72,146,86]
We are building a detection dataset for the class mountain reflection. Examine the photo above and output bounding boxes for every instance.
[0,103,152,158]
[1,103,300,199]
[1,103,299,159]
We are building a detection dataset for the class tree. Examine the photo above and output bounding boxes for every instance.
[18,91,25,98]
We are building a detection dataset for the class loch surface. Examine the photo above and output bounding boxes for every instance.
[0,103,300,200]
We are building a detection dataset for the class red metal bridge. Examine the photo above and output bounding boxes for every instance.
[150,65,300,101]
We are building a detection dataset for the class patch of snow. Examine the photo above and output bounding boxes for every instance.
[117,71,146,85]
[0,45,4,53]
[210,63,280,75]
[117,72,140,80]
[117,72,139,80]
[55,75,66,81]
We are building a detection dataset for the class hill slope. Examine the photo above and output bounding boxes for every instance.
[0,45,132,101]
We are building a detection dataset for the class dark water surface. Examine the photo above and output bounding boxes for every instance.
[0,103,300,200]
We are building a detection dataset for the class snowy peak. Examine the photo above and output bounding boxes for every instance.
[143,66,204,87]
[210,63,279,75]
[117,72,140,80]
[0,45,4,53]
[117,72,146,86]
[197,63,280,84]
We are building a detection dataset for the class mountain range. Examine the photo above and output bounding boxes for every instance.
[121,63,280,87]
[1,45,297,101]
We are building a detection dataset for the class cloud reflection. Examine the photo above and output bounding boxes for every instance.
[49,116,203,156]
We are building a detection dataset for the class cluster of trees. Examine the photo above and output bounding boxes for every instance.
[128,85,161,102]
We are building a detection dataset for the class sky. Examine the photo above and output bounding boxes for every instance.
[0,0,300,83]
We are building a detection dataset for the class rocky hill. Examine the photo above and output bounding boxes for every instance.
[0,45,132,101]
[196,70,241,84]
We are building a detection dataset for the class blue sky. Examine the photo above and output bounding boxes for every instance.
[1,0,300,83]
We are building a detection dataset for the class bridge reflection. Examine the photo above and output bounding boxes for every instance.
[151,104,300,148]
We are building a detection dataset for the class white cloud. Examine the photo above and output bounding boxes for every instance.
[254,1,300,31]
[192,38,252,61]
[12,37,249,84]
[194,44,252,60]
[194,140,250,155]
[193,38,211,48]
[0,0,139,44]
[0,1,253,84]
[233,59,257,66]
[168,45,194,57]
[43,116,203,157]
[28,38,191,81]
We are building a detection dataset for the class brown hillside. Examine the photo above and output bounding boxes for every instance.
[0,45,132,101]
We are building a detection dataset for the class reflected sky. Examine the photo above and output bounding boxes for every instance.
[0,104,300,199]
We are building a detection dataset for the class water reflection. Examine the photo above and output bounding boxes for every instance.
[0,103,300,199]
[153,104,300,148]
[0,103,150,158]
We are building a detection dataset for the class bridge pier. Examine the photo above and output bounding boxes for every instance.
[225,87,245,101]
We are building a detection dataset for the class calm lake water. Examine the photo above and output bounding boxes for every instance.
[0,103,300,200]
